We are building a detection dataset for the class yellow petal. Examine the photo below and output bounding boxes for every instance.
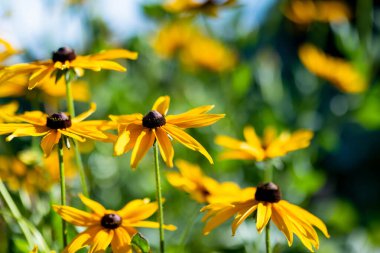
[117,198,151,217]
[202,204,237,235]
[231,204,257,236]
[79,194,106,217]
[243,126,262,149]
[90,49,138,60]
[2,125,49,141]
[154,128,174,167]
[52,205,98,227]
[58,129,86,142]
[28,66,53,90]
[114,130,130,156]
[152,96,170,115]
[130,129,155,168]
[72,103,96,123]
[271,204,294,246]
[92,60,126,72]
[13,111,47,125]
[111,228,132,253]
[256,202,272,233]
[164,124,213,164]
[63,226,100,253]
[166,113,225,129]
[127,221,176,231]
[88,229,114,253]
[118,200,158,222]
[40,131,61,157]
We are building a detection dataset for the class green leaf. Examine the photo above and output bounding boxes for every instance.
[131,233,151,253]
[232,63,252,97]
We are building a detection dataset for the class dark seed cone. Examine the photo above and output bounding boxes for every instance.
[101,213,122,229]
[52,47,76,63]
[255,182,281,203]
[46,112,72,129]
[142,110,166,129]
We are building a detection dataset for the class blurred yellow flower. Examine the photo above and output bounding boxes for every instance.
[0,38,19,62]
[201,182,329,252]
[285,0,351,24]
[0,149,76,194]
[215,126,313,161]
[110,96,224,168]
[0,47,138,90]
[167,159,255,203]
[164,0,236,16]
[0,103,113,156]
[299,44,367,93]
[53,194,176,253]
[0,101,19,122]
[153,22,236,72]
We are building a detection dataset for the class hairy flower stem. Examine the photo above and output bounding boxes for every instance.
[266,222,271,253]
[65,75,89,197]
[153,142,165,253]
[58,139,68,247]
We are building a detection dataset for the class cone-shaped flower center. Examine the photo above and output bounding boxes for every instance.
[46,112,72,129]
[255,182,281,203]
[101,213,122,229]
[142,110,166,129]
[52,47,76,63]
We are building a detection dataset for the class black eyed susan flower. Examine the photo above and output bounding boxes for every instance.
[110,96,225,168]
[167,159,255,203]
[201,182,329,252]
[299,44,367,93]
[0,47,138,90]
[53,194,176,253]
[215,125,313,161]
[0,103,113,156]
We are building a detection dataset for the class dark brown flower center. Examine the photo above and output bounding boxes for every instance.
[101,213,122,229]
[52,47,76,63]
[255,182,281,203]
[46,112,72,129]
[142,110,166,129]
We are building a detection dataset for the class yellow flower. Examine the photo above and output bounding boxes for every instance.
[53,194,176,253]
[285,0,351,24]
[215,126,313,161]
[0,47,138,90]
[110,96,224,168]
[0,75,90,102]
[0,38,19,63]
[167,159,255,203]
[164,0,236,16]
[299,44,367,93]
[0,103,113,156]
[153,22,236,72]
[0,101,19,122]
[201,182,330,252]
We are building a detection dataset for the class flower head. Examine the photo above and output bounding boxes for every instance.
[299,44,367,93]
[167,159,255,203]
[215,126,313,161]
[201,182,330,252]
[0,47,138,90]
[53,194,176,253]
[164,0,236,16]
[0,103,114,156]
[110,96,224,168]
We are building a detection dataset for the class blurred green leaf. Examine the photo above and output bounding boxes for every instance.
[131,233,151,253]
[355,85,380,129]
[232,63,252,97]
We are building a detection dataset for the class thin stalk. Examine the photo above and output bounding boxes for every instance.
[0,179,34,247]
[65,75,89,197]
[153,142,165,253]
[58,139,67,247]
[266,222,271,253]
[263,161,273,183]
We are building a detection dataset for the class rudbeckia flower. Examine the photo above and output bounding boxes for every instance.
[0,103,113,156]
[53,194,176,253]
[167,159,255,203]
[201,182,329,252]
[0,47,138,90]
[285,0,351,24]
[0,101,19,122]
[164,0,236,16]
[110,96,225,168]
[215,126,313,161]
[299,44,367,93]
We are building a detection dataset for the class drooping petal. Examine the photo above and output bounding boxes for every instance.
[63,226,100,253]
[231,204,257,236]
[111,227,132,253]
[202,204,238,235]
[79,194,106,217]
[271,204,294,246]
[88,229,114,253]
[164,124,213,164]
[52,205,99,226]
[154,128,174,167]
[152,96,170,115]
[256,202,272,233]
[114,129,131,156]
[58,129,86,142]
[40,131,61,157]
[3,125,50,141]
[28,66,53,90]
[130,129,155,168]
[72,103,96,123]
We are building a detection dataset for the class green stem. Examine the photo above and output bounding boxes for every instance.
[263,161,273,182]
[266,222,271,253]
[153,142,165,253]
[0,179,34,247]
[65,75,89,197]
[58,139,68,247]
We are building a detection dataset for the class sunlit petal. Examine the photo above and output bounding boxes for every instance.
[154,128,174,167]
